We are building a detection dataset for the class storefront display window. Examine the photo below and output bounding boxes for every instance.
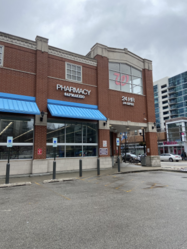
[109,62,143,95]
[46,120,98,158]
[0,117,34,160]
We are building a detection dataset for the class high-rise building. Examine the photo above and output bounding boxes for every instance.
[153,71,187,131]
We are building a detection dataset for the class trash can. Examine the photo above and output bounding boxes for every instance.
[141,156,146,166]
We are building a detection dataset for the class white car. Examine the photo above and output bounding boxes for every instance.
[160,153,182,162]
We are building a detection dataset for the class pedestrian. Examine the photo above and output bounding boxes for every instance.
[184,151,187,160]
[181,151,185,161]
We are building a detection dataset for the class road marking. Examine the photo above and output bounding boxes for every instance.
[115,179,134,189]
[34,182,71,201]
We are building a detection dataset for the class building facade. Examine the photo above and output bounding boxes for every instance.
[0,32,160,176]
[154,72,187,131]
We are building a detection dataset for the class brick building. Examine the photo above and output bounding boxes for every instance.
[0,32,160,176]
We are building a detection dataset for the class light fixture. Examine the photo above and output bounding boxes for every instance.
[152,122,156,130]
[40,111,45,122]
[126,127,130,130]
[103,119,108,126]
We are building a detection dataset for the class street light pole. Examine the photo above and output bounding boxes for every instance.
[142,129,145,154]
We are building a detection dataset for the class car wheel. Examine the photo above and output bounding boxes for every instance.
[169,158,173,162]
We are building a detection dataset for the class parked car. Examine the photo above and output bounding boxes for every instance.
[122,153,139,163]
[160,153,182,162]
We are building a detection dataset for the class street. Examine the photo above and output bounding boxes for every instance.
[1,171,187,249]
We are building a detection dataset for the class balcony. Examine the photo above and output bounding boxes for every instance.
[169,105,177,110]
[169,94,177,99]
[168,84,175,89]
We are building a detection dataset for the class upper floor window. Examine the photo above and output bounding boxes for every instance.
[66,63,82,82]
[109,62,143,95]
[0,45,4,66]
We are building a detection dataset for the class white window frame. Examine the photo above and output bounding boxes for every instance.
[0,45,4,67]
[65,62,82,83]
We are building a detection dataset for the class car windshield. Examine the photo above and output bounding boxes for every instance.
[131,154,137,157]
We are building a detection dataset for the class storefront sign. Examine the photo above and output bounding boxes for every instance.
[103,140,107,147]
[37,148,42,155]
[122,96,135,106]
[56,84,91,99]
[163,141,177,145]
[99,148,108,155]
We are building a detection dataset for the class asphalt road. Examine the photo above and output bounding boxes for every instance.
[1,171,187,249]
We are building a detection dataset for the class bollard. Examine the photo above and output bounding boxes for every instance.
[53,161,56,179]
[97,158,100,176]
[79,159,82,177]
[5,163,10,184]
[118,157,120,173]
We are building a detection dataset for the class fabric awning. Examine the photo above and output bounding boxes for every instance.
[47,99,107,121]
[0,93,40,115]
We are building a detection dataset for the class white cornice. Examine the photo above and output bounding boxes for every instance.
[49,47,97,67]
[0,32,36,50]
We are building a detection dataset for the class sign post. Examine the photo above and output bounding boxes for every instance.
[6,136,13,184]
[53,138,57,179]
[116,138,120,172]
[124,132,128,163]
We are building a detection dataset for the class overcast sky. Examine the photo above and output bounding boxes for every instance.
[0,0,186,81]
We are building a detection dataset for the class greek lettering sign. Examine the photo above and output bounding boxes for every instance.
[99,148,108,155]
[7,136,13,147]
[53,138,57,147]
[122,96,135,106]
[57,84,91,99]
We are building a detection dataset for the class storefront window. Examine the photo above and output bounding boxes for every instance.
[0,117,34,160]
[109,62,143,95]
[46,120,98,158]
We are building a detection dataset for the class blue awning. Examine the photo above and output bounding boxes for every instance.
[47,99,107,121]
[0,92,40,115]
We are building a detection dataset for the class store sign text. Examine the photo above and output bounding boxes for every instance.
[163,141,177,145]
[122,96,135,106]
[56,84,91,99]
[114,73,129,86]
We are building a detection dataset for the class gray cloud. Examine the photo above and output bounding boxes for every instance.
[0,0,186,81]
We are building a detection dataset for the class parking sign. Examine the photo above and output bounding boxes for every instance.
[7,137,13,147]
[53,138,57,147]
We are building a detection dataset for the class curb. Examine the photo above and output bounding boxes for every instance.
[115,169,187,175]
[43,178,76,184]
[0,182,31,188]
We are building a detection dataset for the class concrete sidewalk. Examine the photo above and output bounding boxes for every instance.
[0,162,162,185]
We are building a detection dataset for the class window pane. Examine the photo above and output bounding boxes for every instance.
[132,77,142,86]
[109,63,120,72]
[132,85,143,95]
[72,70,76,76]
[66,146,82,157]
[120,64,130,74]
[67,64,71,69]
[46,123,65,143]
[109,80,120,91]
[0,47,2,53]
[109,71,120,81]
[77,66,81,72]
[120,74,131,85]
[87,123,97,143]
[121,83,132,93]
[72,65,76,70]
[77,72,81,76]
[0,146,33,159]
[66,124,82,143]
[77,77,81,81]
[46,146,64,158]
[131,68,142,77]
[0,118,34,143]
[67,74,71,79]
[67,69,71,74]
[83,146,97,157]
[72,75,76,80]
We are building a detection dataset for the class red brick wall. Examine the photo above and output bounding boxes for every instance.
[48,55,97,86]
[0,68,35,96]
[33,126,47,159]
[143,69,156,123]
[146,132,159,156]
[35,50,48,112]
[98,129,110,157]
[1,42,36,73]
[95,55,109,117]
